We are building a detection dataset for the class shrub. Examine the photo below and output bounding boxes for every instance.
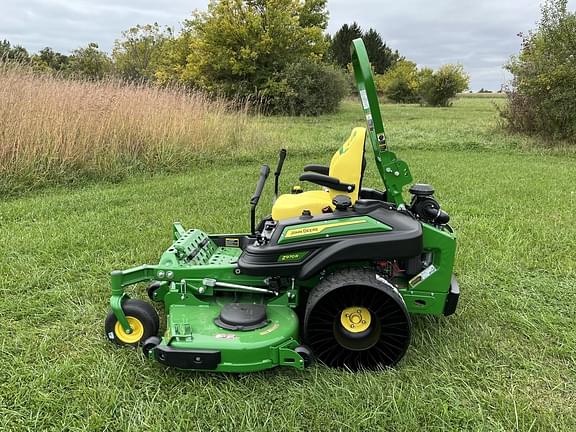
[375,60,420,103]
[501,0,576,141]
[157,0,330,114]
[67,43,113,80]
[418,64,469,107]
[262,60,348,115]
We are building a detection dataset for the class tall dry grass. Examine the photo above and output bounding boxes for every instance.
[0,63,257,195]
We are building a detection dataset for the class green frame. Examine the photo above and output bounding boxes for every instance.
[107,39,458,372]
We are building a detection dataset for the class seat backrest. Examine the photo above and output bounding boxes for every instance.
[328,127,366,202]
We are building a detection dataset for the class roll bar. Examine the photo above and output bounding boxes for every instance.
[350,38,413,206]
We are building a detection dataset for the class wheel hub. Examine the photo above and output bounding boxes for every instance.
[114,316,144,344]
[340,306,371,333]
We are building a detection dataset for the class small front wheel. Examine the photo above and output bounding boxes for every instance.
[146,281,162,301]
[295,345,314,368]
[105,299,159,347]
[142,336,161,358]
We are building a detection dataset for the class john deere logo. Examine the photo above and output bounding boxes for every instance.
[284,220,366,239]
[286,226,322,237]
[278,217,391,245]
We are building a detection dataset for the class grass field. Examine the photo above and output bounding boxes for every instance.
[0,97,575,431]
[0,64,255,196]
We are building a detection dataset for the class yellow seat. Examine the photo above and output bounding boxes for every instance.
[272,127,366,220]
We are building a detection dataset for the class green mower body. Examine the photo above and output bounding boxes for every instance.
[105,39,459,372]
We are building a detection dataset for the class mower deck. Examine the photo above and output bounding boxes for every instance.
[155,299,301,372]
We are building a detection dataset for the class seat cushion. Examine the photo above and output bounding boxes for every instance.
[327,127,366,203]
[271,190,332,220]
[272,127,366,221]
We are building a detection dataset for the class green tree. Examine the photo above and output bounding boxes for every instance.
[502,0,576,140]
[160,0,329,100]
[328,22,362,68]
[363,28,400,74]
[113,23,170,81]
[153,32,194,85]
[0,40,30,62]
[375,60,420,103]
[31,47,69,72]
[67,43,112,80]
[299,0,329,27]
[418,64,469,106]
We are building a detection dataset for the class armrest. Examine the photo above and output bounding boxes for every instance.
[299,172,355,192]
[359,188,388,201]
[303,164,329,175]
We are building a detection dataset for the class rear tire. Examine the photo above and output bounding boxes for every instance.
[304,268,411,370]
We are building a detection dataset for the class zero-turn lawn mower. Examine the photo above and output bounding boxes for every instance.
[104,38,459,372]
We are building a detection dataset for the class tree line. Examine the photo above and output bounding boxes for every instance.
[2,0,469,115]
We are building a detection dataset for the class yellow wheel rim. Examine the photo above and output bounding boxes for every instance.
[114,316,145,344]
[340,307,371,333]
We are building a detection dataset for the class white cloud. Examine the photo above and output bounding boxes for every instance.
[0,0,573,90]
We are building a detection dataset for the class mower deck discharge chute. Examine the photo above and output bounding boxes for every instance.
[104,38,459,372]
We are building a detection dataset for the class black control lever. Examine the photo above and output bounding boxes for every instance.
[251,165,270,235]
[274,149,287,199]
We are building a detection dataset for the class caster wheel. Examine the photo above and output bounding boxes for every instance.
[105,299,160,347]
[142,336,161,358]
[147,281,162,301]
[295,345,314,368]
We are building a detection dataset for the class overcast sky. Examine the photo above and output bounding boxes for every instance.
[1,0,572,90]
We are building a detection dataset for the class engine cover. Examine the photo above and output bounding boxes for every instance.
[238,199,422,279]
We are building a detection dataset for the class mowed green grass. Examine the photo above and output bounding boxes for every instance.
[0,98,575,431]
